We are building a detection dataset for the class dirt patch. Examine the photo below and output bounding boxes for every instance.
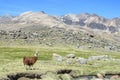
[2,69,73,80]
[57,69,72,74]
[6,72,43,80]
[3,70,120,80]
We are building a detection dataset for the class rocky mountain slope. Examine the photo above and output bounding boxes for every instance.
[0,11,120,33]
[0,11,120,51]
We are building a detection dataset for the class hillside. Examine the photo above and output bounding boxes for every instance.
[0,11,120,51]
[0,11,120,32]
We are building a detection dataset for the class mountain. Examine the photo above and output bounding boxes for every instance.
[0,14,14,24]
[0,11,119,50]
[59,13,119,33]
[0,11,119,33]
[12,11,69,29]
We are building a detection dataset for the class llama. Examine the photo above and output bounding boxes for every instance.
[23,51,38,70]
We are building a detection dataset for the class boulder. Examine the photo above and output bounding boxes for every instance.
[66,59,72,64]
[66,54,75,59]
[88,55,108,61]
[110,75,119,79]
[52,53,63,62]
[96,73,104,79]
[60,74,73,80]
[76,57,87,64]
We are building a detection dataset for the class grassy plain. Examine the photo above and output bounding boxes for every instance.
[0,46,120,78]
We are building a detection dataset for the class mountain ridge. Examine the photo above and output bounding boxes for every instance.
[0,11,119,51]
[0,11,119,34]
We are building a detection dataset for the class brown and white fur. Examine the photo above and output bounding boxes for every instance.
[23,52,38,70]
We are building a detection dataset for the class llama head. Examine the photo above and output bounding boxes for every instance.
[34,51,38,57]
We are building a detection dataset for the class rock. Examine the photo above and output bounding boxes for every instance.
[88,55,108,61]
[0,30,7,35]
[89,34,94,38]
[95,78,104,80]
[18,32,28,39]
[41,72,59,80]
[69,70,80,78]
[52,53,63,62]
[76,57,87,64]
[7,73,17,80]
[96,73,104,79]
[110,74,119,79]
[88,22,107,30]
[18,77,30,80]
[60,74,73,80]
[66,54,75,59]
[66,59,72,64]
[41,77,56,80]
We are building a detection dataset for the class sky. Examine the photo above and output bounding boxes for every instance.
[0,0,119,18]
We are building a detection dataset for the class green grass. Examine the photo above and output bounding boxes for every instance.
[0,46,120,78]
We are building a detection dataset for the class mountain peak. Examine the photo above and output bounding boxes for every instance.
[19,11,46,17]
[0,11,119,34]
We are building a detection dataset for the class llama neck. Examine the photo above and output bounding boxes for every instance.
[34,52,38,61]
[34,53,38,57]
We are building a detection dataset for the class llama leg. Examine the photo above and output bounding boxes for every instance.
[29,66,32,70]
[26,66,29,70]
[32,65,34,70]
[24,65,30,70]
[24,65,28,70]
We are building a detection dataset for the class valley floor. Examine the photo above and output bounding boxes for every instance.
[0,46,120,80]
